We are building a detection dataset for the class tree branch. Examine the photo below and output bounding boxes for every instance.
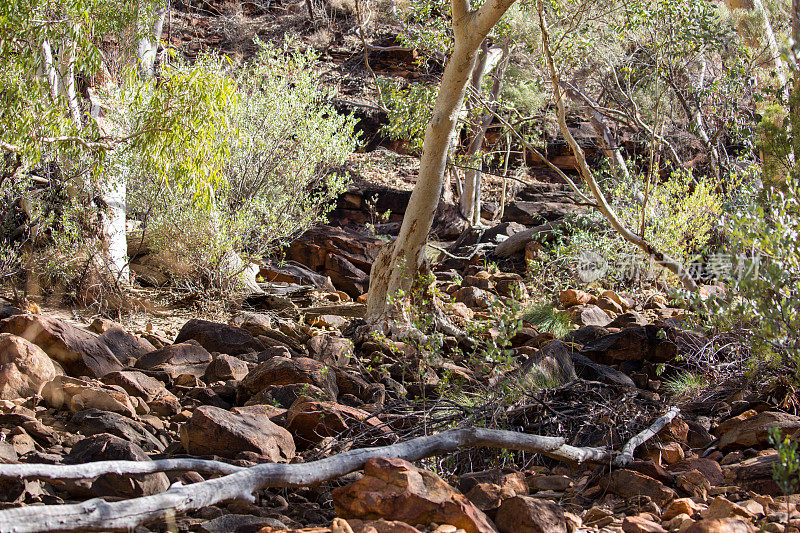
[614,406,680,466]
[0,422,681,532]
[0,459,244,482]
[537,1,698,292]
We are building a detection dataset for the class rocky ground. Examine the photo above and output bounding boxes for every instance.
[0,252,798,533]
[0,1,793,532]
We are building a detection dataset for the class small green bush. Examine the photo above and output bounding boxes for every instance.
[126,42,358,293]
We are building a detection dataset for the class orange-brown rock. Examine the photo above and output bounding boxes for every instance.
[606,469,677,507]
[581,325,677,363]
[714,411,800,451]
[0,333,59,399]
[238,356,338,403]
[622,515,668,533]
[663,499,705,521]
[180,405,295,461]
[494,495,567,533]
[286,396,392,448]
[559,289,593,307]
[332,457,498,533]
[135,341,212,378]
[175,318,266,356]
[0,314,122,377]
[683,518,753,533]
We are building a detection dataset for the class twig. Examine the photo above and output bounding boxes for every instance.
[613,406,680,466]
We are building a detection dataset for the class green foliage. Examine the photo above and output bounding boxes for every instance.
[473,294,524,365]
[611,169,726,263]
[713,172,800,374]
[769,428,800,496]
[522,303,571,338]
[114,55,236,205]
[0,0,156,167]
[126,43,356,293]
[377,80,437,153]
[220,42,356,255]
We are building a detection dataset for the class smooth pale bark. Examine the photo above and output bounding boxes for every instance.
[101,4,166,282]
[0,415,679,532]
[539,3,698,292]
[460,43,507,225]
[365,0,519,327]
[58,28,82,128]
[138,4,167,77]
[40,40,59,100]
[724,0,787,89]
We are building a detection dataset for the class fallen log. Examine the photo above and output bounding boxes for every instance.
[492,221,562,258]
[0,416,678,533]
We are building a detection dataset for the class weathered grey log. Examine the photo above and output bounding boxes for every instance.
[0,418,679,532]
[0,428,609,532]
[493,221,561,258]
[0,458,244,481]
[614,406,681,466]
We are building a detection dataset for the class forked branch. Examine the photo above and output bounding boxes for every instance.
[537,1,698,292]
[0,416,678,533]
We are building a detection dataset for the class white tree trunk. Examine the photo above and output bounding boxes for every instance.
[138,4,167,77]
[58,29,82,128]
[460,43,505,225]
[365,0,518,328]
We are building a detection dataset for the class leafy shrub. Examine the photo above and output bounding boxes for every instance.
[611,169,726,264]
[711,173,800,376]
[126,43,357,292]
[377,80,437,154]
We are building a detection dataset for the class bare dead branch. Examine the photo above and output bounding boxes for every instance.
[0,426,641,532]
[0,458,245,482]
[613,406,681,466]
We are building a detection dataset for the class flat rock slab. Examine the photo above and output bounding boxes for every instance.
[0,315,122,377]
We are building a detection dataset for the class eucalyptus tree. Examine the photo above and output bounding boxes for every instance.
[365,0,519,331]
[0,0,232,295]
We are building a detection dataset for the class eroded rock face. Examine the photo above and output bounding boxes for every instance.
[307,334,353,367]
[683,519,753,533]
[100,370,180,416]
[66,433,169,498]
[238,356,338,404]
[0,315,122,377]
[180,405,295,461]
[96,327,156,365]
[135,341,212,378]
[284,225,383,297]
[286,396,393,449]
[569,305,612,327]
[0,333,60,399]
[204,354,249,383]
[605,469,677,507]
[714,411,800,451]
[41,375,137,417]
[174,318,265,356]
[332,457,499,533]
[494,496,567,533]
[581,325,677,363]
